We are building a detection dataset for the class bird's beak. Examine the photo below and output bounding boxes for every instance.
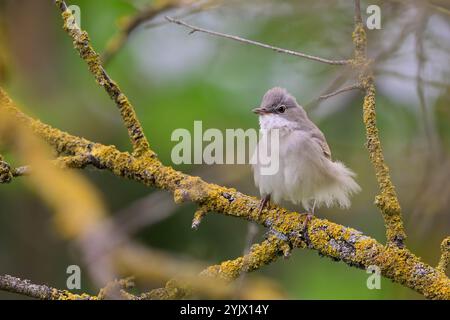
[252,107,269,115]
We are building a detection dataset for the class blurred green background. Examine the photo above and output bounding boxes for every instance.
[0,0,449,299]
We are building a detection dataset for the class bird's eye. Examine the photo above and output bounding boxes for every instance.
[277,105,286,113]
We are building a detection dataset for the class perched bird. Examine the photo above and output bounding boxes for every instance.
[251,87,360,222]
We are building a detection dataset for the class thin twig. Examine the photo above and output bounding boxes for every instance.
[101,2,177,65]
[165,16,350,65]
[318,83,362,100]
[375,69,450,90]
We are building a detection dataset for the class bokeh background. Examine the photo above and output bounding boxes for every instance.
[0,0,449,299]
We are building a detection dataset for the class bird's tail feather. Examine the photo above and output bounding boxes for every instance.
[306,161,361,210]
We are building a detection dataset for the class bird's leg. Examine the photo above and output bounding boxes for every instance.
[256,194,270,217]
[311,200,316,215]
[302,200,316,233]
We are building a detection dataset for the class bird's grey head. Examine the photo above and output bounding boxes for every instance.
[252,87,307,125]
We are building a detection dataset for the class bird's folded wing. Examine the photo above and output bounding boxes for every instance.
[311,129,331,159]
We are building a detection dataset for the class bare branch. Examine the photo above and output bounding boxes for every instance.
[318,84,362,100]
[165,16,350,65]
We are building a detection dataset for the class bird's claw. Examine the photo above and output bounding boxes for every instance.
[255,195,270,218]
[302,213,314,234]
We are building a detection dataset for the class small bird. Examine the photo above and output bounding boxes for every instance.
[251,87,360,223]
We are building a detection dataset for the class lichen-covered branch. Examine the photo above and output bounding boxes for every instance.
[1,88,448,299]
[352,0,407,247]
[54,0,152,158]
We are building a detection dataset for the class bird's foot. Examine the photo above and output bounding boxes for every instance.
[301,213,314,234]
[256,194,270,218]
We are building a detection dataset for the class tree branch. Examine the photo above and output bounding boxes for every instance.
[54,0,153,158]
[165,16,350,65]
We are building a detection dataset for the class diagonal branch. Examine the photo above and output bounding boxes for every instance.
[54,0,152,158]
[165,16,350,65]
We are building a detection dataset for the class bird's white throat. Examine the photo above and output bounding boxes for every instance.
[259,114,296,131]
